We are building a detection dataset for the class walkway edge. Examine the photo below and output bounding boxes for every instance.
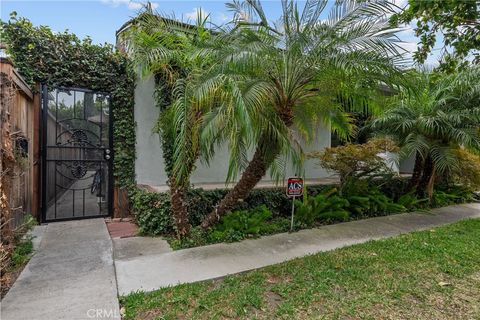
[115,203,480,295]
[2,219,121,320]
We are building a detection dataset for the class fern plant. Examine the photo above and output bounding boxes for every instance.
[295,188,350,226]
[397,192,429,211]
[210,205,273,242]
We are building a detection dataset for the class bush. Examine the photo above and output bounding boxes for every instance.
[295,188,350,226]
[309,138,398,191]
[131,176,473,238]
[447,149,480,190]
[210,205,273,242]
[376,176,411,201]
[431,185,476,207]
[185,189,226,226]
[168,206,290,249]
[181,188,297,227]
[396,192,429,211]
[131,189,173,235]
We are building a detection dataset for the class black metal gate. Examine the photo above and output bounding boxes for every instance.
[41,86,113,222]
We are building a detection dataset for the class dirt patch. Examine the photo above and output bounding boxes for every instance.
[1,262,27,299]
[265,290,284,309]
[135,308,164,320]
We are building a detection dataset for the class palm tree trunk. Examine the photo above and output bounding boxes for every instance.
[408,152,423,190]
[170,183,191,238]
[416,155,434,197]
[426,167,436,200]
[201,105,294,230]
[201,140,276,229]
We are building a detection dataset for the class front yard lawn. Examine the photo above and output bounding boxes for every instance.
[121,219,480,319]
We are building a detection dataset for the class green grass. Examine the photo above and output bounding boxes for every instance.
[121,219,480,320]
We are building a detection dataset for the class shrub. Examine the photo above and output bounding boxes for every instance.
[210,205,273,242]
[447,149,480,190]
[168,207,290,249]
[185,188,296,226]
[295,188,350,226]
[131,189,173,235]
[342,179,406,217]
[132,176,471,238]
[431,185,476,208]
[309,138,399,192]
[376,176,411,201]
[396,192,429,211]
[186,189,227,226]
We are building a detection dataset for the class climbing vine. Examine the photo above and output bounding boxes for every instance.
[0,13,136,189]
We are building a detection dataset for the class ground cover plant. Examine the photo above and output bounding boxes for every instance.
[131,174,476,250]
[121,219,480,319]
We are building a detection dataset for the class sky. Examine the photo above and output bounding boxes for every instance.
[0,0,440,66]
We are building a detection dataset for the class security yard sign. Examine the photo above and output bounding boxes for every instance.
[286,177,304,231]
[286,177,304,197]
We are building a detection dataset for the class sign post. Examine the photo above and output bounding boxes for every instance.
[286,177,304,231]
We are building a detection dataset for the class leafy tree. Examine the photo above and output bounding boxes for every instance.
[370,68,480,198]
[199,0,408,229]
[391,0,480,70]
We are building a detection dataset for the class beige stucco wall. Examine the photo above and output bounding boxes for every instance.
[134,77,332,187]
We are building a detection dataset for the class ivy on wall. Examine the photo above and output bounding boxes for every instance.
[0,13,136,189]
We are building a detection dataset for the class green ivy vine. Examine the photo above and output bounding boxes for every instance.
[1,13,136,189]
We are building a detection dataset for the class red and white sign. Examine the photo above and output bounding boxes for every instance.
[286,177,304,197]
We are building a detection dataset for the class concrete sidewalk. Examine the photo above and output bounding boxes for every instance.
[115,203,480,295]
[1,219,120,320]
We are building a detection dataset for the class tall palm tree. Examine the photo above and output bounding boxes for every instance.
[126,11,214,237]
[370,68,480,198]
[199,0,409,229]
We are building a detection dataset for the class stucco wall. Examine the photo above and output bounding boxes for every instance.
[134,77,332,187]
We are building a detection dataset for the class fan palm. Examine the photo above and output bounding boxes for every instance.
[370,68,480,198]
[199,0,409,228]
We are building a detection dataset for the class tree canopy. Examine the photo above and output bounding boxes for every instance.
[392,0,480,70]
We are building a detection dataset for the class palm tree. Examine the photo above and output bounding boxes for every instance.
[126,11,214,237]
[199,0,408,229]
[370,68,480,198]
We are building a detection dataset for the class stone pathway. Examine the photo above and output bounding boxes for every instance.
[115,203,480,295]
[1,219,120,320]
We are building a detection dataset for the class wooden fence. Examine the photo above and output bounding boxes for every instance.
[1,57,40,230]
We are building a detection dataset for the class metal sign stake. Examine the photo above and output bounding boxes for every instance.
[286,176,303,233]
[290,195,295,231]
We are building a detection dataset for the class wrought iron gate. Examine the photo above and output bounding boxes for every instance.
[41,86,113,222]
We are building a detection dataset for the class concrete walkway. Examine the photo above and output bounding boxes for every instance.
[1,219,120,320]
[115,203,480,295]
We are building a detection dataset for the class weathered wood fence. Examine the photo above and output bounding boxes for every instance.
[1,57,40,230]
